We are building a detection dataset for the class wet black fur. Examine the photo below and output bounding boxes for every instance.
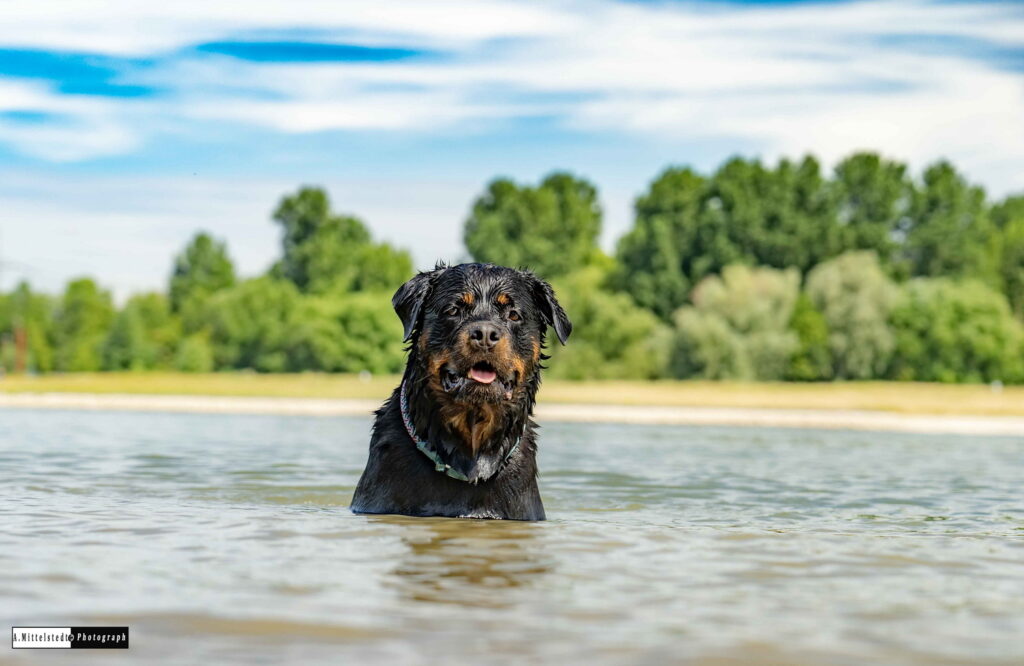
[350,262,571,521]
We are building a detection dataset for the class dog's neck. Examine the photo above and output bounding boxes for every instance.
[402,354,539,483]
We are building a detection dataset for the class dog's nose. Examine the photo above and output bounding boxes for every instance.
[468,322,503,350]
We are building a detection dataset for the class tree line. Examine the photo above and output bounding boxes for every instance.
[2,151,1023,383]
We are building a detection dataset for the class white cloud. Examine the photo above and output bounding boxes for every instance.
[2,0,1021,192]
[0,1,574,54]
[1,0,1023,297]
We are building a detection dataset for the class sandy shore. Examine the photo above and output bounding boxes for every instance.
[1,392,1022,436]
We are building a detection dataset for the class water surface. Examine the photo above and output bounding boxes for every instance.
[2,408,1022,665]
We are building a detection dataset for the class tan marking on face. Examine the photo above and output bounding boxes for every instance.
[532,339,540,362]
[425,350,450,396]
[489,336,522,378]
[461,292,474,305]
[496,293,510,305]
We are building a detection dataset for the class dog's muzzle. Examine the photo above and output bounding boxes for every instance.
[440,361,518,400]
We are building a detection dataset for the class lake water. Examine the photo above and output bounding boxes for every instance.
[1,407,1022,665]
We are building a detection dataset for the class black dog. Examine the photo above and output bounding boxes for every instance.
[351,262,571,521]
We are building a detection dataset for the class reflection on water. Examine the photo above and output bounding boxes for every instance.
[379,517,551,607]
[1,408,1022,665]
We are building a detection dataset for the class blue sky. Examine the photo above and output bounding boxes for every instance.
[1,0,1022,299]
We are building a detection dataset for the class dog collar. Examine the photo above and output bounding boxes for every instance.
[399,380,521,483]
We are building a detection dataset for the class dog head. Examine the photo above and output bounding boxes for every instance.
[394,262,571,409]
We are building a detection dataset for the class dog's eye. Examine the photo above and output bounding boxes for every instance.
[443,305,459,317]
[508,310,521,322]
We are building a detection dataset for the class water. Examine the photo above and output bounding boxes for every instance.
[1,408,1022,665]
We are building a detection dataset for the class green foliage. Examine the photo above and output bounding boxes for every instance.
[831,152,913,271]
[174,334,215,373]
[53,278,115,372]
[198,277,405,374]
[617,156,838,320]
[996,217,1024,320]
[786,293,832,381]
[614,167,704,319]
[671,265,800,380]
[464,172,602,279]
[806,251,897,379]
[203,276,301,372]
[903,161,994,281]
[170,232,236,329]
[0,282,56,372]
[103,293,181,370]
[288,292,406,374]
[709,155,839,273]
[7,163,1022,384]
[991,195,1024,229]
[672,309,748,380]
[273,187,412,294]
[888,279,1024,383]
[546,267,671,380]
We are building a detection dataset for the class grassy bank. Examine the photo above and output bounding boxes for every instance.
[1,373,1022,417]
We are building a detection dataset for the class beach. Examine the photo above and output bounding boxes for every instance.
[2,388,1022,436]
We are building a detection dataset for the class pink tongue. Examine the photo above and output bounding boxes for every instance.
[469,367,497,384]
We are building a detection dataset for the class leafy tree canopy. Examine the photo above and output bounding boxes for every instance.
[902,161,994,281]
[806,251,897,379]
[170,232,236,313]
[546,266,671,380]
[671,265,800,380]
[464,172,603,279]
[53,278,115,372]
[616,156,839,320]
[273,187,412,294]
[103,292,180,371]
[889,279,1024,383]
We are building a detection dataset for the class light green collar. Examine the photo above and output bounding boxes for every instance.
[399,381,521,483]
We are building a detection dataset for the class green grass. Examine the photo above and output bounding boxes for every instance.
[1,372,1022,416]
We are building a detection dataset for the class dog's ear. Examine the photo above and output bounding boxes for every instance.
[530,275,572,345]
[393,265,445,342]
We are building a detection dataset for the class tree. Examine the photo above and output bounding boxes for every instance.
[991,195,1024,230]
[997,217,1024,320]
[786,293,832,381]
[0,282,56,373]
[831,152,913,272]
[989,195,1024,319]
[708,155,838,274]
[805,251,897,379]
[201,276,302,372]
[888,279,1024,383]
[614,167,705,319]
[288,292,406,373]
[174,334,214,373]
[464,172,603,279]
[546,267,672,380]
[103,292,180,370]
[671,265,800,380]
[616,156,838,320]
[53,278,115,372]
[273,186,412,294]
[169,232,236,327]
[902,161,993,281]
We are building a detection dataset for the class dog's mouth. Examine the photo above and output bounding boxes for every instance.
[441,361,518,399]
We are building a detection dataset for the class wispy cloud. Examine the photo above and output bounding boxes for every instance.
[0,0,1022,295]
[0,0,1021,187]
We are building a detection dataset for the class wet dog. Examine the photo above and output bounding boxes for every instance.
[351,262,571,521]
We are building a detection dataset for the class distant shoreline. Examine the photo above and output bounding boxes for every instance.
[2,392,1021,437]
